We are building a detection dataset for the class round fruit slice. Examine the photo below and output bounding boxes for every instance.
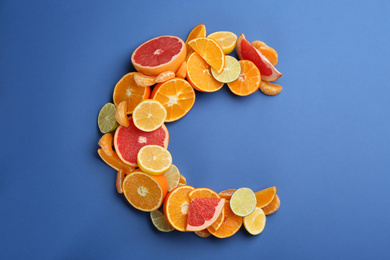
[262,194,280,215]
[188,37,225,74]
[208,200,243,238]
[207,31,237,55]
[137,145,172,175]
[132,99,167,132]
[227,60,261,96]
[122,169,168,212]
[255,186,277,208]
[98,103,118,133]
[243,207,266,235]
[114,117,169,167]
[211,55,241,83]
[131,35,187,76]
[186,198,225,231]
[230,187,257,217]
[150,210,174,232]
[164,164,181,191]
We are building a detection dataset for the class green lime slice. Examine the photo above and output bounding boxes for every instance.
[150,210,174,232]
[211,55,241,83]
[98,103,118,133]
[230,187,257,217]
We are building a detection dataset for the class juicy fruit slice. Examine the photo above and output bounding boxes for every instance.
[133,72,156,87]
[186,52,224,92]
[186,198,225,231]
[218,189,236,200]
[255,186,277,208]
[185,24,207,57]
[208,200,243,238]
[132,99,167,132]
[151,78,196,122]
[164,164,181,191]
[98,133,114,156]
[150,210,174,232]
[236,33,282,81]
[207,31,237,55]
[122,169,168,212]
[97,148,135,173]
[262,194,280,215]
[114,117,169,167]
[131,35,187,76]
[259,81,283,96]
[243,207,266,235]
[211,55,241,83]
[230,187,257,217]
[116,169,125,194]
[188,37,225,74]
[227,60,261,96]
[113,72,151,115]
[251,40,278,66]
[115,101,129,127]
[98,103,118,133]
[156,71,175,83]
[137,145,172,175]
[179,174,187,185]
[194,229,211,238]
[164,185,195,232]
[175,61,187,78]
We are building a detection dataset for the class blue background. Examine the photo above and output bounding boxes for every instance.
[1,0,390,259]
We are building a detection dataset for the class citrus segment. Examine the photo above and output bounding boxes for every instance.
[151,78,196,122]
[207,31,237,55]
[185,24,207,58]
[115,101,129,127]
[98,133,114,156]
[188,37,225,74]
[255,186,277,208]
[230,187,257,217]
[132,99,167,132]
[227,60,261,96]
[211,55,241,83]
[150,210,174,232]
[98,103,118,133]
[97,148,135,173]
[133,72,156,87]
[186,52,224,92]
[208,200,243,238]
[137,145,172,175]
[259,81,283,96]
[243,207,266,235]
[251,40,278,66]
[186,198,225,231]
[194,229,211,238]
[179,174,187,185]
[175,61,187,78]
[116,169,125,194]
[262,194,280,215]
[156,71,175,83]
[218,189,236,200]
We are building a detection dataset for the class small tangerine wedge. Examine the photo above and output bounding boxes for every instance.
[175,61,187,78]
[188,37,225,74]
[98,133,114,156]
[251,40,278,66]
[255,186,277,208]
[259,81,283,96]
[208,31,237,55]
[134,72,156,88]
[243,207,266,235]
[113,72,151,115]
[227,60,261,96]
[208,200,243,239]
[194,229,211,238]
[137,145,172,175]
[97,148,135,173]
[185,24,207,58]
[218,189,236,200]
[156,71,175,83]
[179,174,187,185]
[116,169,125,194]
[132,99,167,132]
[186,52,224,92]
[163,185,195,232]
[262,194,280,215]
[151,78,196,122]
[122,169,168,212]
[115,101,129,127]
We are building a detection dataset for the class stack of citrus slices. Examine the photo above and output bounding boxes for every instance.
[97,24,282,239]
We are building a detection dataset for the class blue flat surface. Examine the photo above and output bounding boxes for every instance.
[1,0,390,259]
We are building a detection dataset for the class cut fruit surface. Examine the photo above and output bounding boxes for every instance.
[164,165,181,191]
[262,194,280,215]
[132,99,167,132]
[175,61,187,78]
[137,145,172,175]
[243,207,266,235]
[97,148,135,173]
[150,210,174,232]
[230,187,257,217]
[211,55,241,83]
[207,31,237,55]
[251,40,278,66]
[188,37,225,74]
[98,103,118,133]
[208,200,243,238]
[185,24,207,58]
[186,198,225,231]
[255,186,277,208]
[259,81,283,96]
[131,35,186,76]
[227,60,261,96]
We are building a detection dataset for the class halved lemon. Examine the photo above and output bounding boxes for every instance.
[137,145,172,175]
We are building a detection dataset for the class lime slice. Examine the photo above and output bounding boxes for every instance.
[164,164,181,191]
[243,207,266,235]
[230,187,257,217]
[211,55,241,83]
[150,210,174,232]
[98,103,118,133]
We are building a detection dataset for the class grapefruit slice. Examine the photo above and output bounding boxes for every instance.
[236,33,282,82]
[186,198,225,231]
[114,117,169,167]
[131,35,187,76]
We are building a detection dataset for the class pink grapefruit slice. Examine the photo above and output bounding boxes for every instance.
[186,198,225,231]
[131,35,187,76]
[236,33,282,82]
[114,117,169,167]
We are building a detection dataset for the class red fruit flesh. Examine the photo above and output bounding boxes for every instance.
[186,198,225,231]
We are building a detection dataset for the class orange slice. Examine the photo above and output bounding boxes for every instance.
[186,52,224,92]
[188,37,225,74]
[151,78,196,122]
[179,174,187,185]
[133,72,156,88]
[251,40,278,66]
[156,71,175,83]
[185,24,207,58]
[132,99,167,132]
[97,148,135,173]
[255,186,277,208]
[259,81,283,96]
[227,60,261,96]
[115,101,129,127]
[262,194,280,215]
[98,133,114,156]
[207,200,243,238]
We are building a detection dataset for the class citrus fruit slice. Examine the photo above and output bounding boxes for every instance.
[175,61,187,78]
[255,186,277,208]
[115,101,129,127]
[116,169,125,194]
[243,207,266,235]
[122,169,168,212]
[236,33,282,81]
[262,194,280,215]
[163,185,195,232]
[194,229,211,238]
[164,164,181,191]
[114,117,169,167]
[186,198,225,231]
[207,31,237,55]
[97,148,135,173]
[151,78,196,122]
[259,81,283,96]
[211,55,241,83]
[156,71,175,83]
[218,189,236,200]
[186,52,224,92]
[208,200,243,238]
[113,72,151,115]
[185,24,207,58]
[98,133,114,156]
[132,99,167,132]
[188,37,225,74]
[133,72,156,88]
[98,103,118,133]
[150,210,174,232]
[230,187,257,217]
[179,174,187,185]
[251,40,278,66]
[227,60,261,96]
[137,145,172,175]
[131,35,187,76]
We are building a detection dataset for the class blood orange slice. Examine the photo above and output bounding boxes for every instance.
[131,35,187,76]
[186,198,225,231]
[114,117,169,167]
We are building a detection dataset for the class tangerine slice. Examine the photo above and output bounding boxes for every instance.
[194,229,211,238]
[208,200,243,239]
[133,72,156,88]
[255,186,277,208]
[218,189,236,200]
[116,169,125,194]
[98,133,114,156]
[115,101,129,127]
[259,81,283,96]
[262,194,280,215]
[227,60,261,96]
[188,37,225,74]
[156,71,175,83]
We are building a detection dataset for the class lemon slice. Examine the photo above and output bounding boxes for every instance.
[150,210,174,232]
[243,207,266,235]
[208,31,237,55]
[211,55,241,83]
[137,145,172,175]
[164,164,181,191]
[133,99,167,132]
[98,103,118,133]
[230,187,257,217]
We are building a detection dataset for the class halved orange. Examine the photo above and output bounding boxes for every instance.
[227,60,261,96]
[255,186,277,208]
[188,37,225,74]
[262,194,280,215]
[97,148,135,173]
[207,200,243,238]
[151,78,196,122]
